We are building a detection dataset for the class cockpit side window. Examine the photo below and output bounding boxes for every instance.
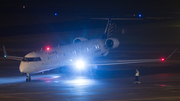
[22,57,42,62]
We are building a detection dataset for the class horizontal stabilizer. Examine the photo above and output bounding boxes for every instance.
[166,49,177,59]
[90,18,143,20]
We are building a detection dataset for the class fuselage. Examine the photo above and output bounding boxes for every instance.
[19,39,110,74]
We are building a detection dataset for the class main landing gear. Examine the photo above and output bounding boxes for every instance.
[26,73,31,82]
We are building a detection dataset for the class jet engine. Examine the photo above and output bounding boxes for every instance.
[105,38,120,49]
[73,37,88,43]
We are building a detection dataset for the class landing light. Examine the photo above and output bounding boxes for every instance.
[76,60,85,69]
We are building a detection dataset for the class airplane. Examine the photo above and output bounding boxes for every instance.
[3,18,175,82]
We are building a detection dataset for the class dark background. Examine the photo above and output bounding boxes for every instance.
[1,0,180,55]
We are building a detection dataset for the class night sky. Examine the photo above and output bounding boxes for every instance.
[1,0,180,38]
[1,0,180,15]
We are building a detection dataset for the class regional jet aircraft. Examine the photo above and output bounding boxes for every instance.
[3,18,174,82]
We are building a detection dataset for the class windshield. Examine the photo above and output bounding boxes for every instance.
[22,57,42,62]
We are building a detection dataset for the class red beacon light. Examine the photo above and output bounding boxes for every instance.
[161,58,165,61]
[46,47,50,51]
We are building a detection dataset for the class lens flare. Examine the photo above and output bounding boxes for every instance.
[76,60,85,69]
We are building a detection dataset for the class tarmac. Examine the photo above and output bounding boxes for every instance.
[1,45,180,101]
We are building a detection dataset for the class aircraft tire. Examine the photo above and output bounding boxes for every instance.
[26,77,31,82]
[29,78,31,82]
[26,78,28,82]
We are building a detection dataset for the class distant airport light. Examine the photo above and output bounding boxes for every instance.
[139,14,142,18]
[46,47,50,51]
[4,55,6,57]
[23,6,25,9]
[54,13,57,16]
[161,58,165,61]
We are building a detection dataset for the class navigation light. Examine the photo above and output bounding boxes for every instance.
[46,47,50,51]
[161,58,165,61]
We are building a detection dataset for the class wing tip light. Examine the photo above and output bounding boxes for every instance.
[161,58,165,61]
[3,45,7,58]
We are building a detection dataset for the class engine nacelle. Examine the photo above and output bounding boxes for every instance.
[105,38,120,49]
[73,37,88,43]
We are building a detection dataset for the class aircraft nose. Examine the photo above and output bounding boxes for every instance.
[19,62,26,73]
[19,62,35,73]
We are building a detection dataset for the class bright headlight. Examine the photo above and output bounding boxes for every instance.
[76,60,85,69]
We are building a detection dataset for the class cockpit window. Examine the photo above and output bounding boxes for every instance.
[22,57,42,62]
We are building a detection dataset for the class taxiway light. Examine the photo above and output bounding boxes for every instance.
[139,14,142,18]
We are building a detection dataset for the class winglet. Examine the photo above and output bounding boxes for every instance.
[3,46,7,58]
[166,49,177,59]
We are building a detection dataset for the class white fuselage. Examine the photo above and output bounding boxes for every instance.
[19,39,109,74]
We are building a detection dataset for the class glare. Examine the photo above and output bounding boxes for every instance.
[160,84,166,86]
[65,77,96,86]
[76,60,85,69]
[54,81,59,83]
[52,76,60,78]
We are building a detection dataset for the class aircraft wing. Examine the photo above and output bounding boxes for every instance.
[88,49,177,66]
[88,59,162,66]
[3,46,23,61]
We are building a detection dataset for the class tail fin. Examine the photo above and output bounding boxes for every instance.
[102,18,115,39]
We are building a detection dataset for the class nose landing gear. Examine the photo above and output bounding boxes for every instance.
[26,73,31,82]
